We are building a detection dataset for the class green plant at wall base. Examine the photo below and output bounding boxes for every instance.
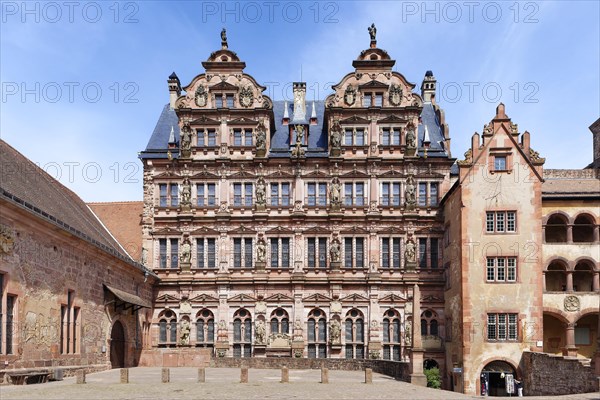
[424,367,442,389]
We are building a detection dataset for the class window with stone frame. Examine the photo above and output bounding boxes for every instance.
[0,276,17,356]
[486,211,517,233]
[381,127,401,146]
[196,309,215,346]
[381,237,401,269]
[270,308,290,335]
[487,313,518,341]
[158,183,179,207]
[420,309,439,337]
[196,238,217,269]
[232,128,253,147]
[344,237,365,269]
[417,182,439,207]
[380,182,401,206]
[233,182,253,207]
[344,182,366,207]
[270,182,291,207]
[307,309,327,358]
[343,127,366,146]
[232,238,253,269]
[306,182,327,206]
[158,309,177,346]
[382,309,401,361]
[232,309,252,357]
[196,128,217,147]
[60,290,80,354]
[157,238,180,269]
[196,183,217,207]
[344,309,365,359]
[418,237,440,269]
[270,237,291,269]
[486,256,517,282]
[307,237,328,269]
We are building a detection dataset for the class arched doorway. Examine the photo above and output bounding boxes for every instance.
[481,360,516,396]
[110,321,126,368]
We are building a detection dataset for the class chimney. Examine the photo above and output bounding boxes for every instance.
[310,101,317,125]
[168,72,181,109]
[282,101,289,125]
[420,71,436,103]
[521,131,531,155]
[168,126,177,149]
[292,82,306,121]
[471,132,480,160]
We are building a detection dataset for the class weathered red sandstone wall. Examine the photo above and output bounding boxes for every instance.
[522,351,599,395]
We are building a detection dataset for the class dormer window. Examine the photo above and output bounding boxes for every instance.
[226,94,234,108]
[374,93,383,107]
[494,156,507,171]
[364,93,372,107]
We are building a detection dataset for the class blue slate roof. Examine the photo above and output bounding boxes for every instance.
[141,100,449,160]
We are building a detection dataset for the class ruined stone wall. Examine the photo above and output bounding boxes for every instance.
[522,351,599,395]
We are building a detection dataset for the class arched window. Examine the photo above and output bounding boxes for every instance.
[545,261,567,292]
[196,309,214,346]
[345,309,365,359]
[573,215,595,243]
[383,309,401,361]
[421,309,439,336]
[307,309,327,358]
[158,310,177,346]
[545,214,568,243]
[233,309,252,358]
[573,261,594,292]
[270,308,290,335]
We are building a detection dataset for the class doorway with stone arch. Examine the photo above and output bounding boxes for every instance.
[110,320,126,368]
[480,360,516,396]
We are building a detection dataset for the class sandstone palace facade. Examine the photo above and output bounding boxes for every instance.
[0,28,598,396]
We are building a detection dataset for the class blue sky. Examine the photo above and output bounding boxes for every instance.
[1,1,599,202]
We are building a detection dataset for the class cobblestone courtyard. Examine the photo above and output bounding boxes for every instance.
[1,368,598,400]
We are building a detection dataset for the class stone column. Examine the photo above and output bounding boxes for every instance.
[563,323,578,357]
[567,225,573,243]
[592,272,599,292]
[281,367,289,383]
[240,367,249,383]
[593,225,599,243]
[321,367,329,384]
[595,313,600,375]
[566,272,574,292]
[409,284,426,386]
[162,368,170,383]
[120,368,129,384]
[542,271,546,292]
[198,368,206,383]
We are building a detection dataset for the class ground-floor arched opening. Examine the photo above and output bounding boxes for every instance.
[574,313,599,358]
[481,360,516,396]
[543,313,567,355]
[110,320,126,368]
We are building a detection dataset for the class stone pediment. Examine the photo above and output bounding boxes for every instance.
[302,170,330,178]
[379,293,407,303]
[227,170,256,179]
[156,294,180,302]
[190,293,219,303]
[227,293,256,303]
[340,226,369,235]
[267,169,295,179]
[340,115,370,125]
[358,80,389,90]
[228,117,258,126]
[228,225,257,235]
[377,169,404,178]
[378,115,407,123]
[152,227,182,236]
[265,226,295,235]
[210,81,239,91]
[342,170,370,179]
[189,226,220,236]
[303,226,331,235]
[264,293,294,303]
[302,293,331,303]
[191,170,219,180]
[154,171,181,179]
[415,227,444,234]
[422,295,444,303]
[377,226,405,235]
[190,115,220,125]
[341,293,369,303]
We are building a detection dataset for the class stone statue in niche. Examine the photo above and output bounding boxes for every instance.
[406,125,416,149]
[255,120,267,151]
[404,239,416,264]
[330,119,342,149]
[404,175,416,209]
[180,319,191,345]
[256,238,267,263]
[255,177,266,206]
[329,238,341,263]
[180,177,191,207]
[255,320,266,344]
[180,123,192,158]
[404,324,411,346]
[180,238,192,264]
[329,177,342,206]
[329,319,341,345]
[294,125,304,144]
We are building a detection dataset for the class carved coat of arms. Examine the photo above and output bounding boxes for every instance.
[0,225,14,254]
[239,86,254,108]
[389,84,403,106]
[344,85,356,106]
[195,85,207,107]
[564,295,580,312]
